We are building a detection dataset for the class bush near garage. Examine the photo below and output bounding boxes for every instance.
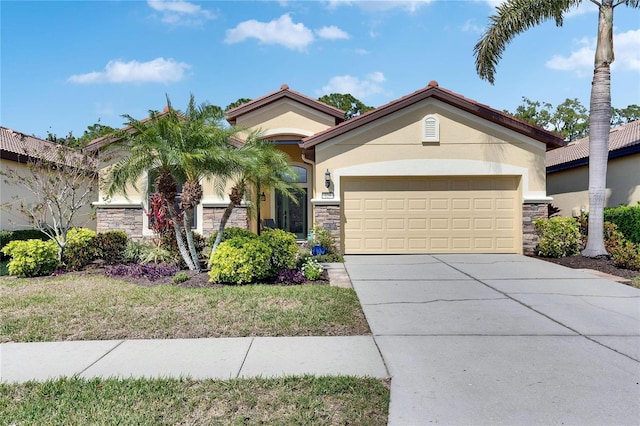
[259,228,299,274]
[604,204,640,244]
[604,222,640,270]
[1,239,59,277]
[533,217,582,258]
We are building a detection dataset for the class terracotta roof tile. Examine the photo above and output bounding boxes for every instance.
[0,126,93,167]
[546,120,640,169]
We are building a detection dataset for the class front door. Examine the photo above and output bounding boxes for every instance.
[276,189,307,239]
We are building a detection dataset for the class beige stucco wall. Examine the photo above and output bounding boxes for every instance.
[1,158,96,231]
[547,153,640,216]
[234,99,337,137]
[313,100,548,203]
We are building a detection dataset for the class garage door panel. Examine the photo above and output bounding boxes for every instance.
[342,176,521,254]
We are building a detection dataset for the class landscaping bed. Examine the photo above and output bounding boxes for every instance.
[534,254,640,280]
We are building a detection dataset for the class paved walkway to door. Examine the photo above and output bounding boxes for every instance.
[346,254,640,425]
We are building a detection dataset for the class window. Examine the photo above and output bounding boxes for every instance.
[422,114,440,143]
[146,170,197,229]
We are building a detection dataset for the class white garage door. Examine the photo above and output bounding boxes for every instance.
[342,176,521,254]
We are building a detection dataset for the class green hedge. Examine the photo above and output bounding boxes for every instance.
[208,237,272,284]
[604,205,640,244]
[1,239,59,277]
[533,217,582,258]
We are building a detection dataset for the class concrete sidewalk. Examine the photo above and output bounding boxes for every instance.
[0,336,388,383]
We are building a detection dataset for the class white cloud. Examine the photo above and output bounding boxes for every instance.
[225,14,315,51]
[316,25,350,40]
[354,48,370,55]
[546,29,640,75]
[68,58,190,84]
[326,0,433,13]
[460,19,483,34]
[320,72,386,99]
[147,0,215,26]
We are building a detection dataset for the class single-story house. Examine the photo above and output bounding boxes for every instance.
[90,81,564,254]
[546,119,640,217]
[0,126,96,231]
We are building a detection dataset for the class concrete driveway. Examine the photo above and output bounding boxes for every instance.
[346,254,640,425]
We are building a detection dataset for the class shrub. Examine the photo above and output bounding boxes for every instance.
[1,239,59,277]
[275,268,307,285]
[534,217,582,258]
[104,263,179,281]
[313,252,345,263]
[95,231,128,264]
[172,271,190,284]
[123,241,151,263]
[301,257,324,281]
[207,227,256,248]
[604,205,640,244]
[604,222,640,270]
[311,224,337,253]
[0,230,50,261]
[259,228,299,275]
[208,237,271,285]
[141,245,175,265]
[63,228,98,270]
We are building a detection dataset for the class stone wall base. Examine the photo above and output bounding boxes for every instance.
[522,203,548,255]
[202,206,248,237]
[96,208,144,241]
[313,204,341,252]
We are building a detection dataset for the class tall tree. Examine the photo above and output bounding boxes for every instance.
[225,98,253,111]
[105,95,245,271]
[474,0,639,258]
[611,104,640,126]
[210,134,299,254]
[509,97,589,141]
[318,93,374,120]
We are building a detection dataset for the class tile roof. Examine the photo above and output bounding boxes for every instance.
[225,84,346,125]
[0,126,93,167]
[546,120,640,170]
[301,81,564,150]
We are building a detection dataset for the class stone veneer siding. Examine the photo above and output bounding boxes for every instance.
[522,202,548,255]
[314,204,341,252]
[202,206,248,237]
[96,208,144,241]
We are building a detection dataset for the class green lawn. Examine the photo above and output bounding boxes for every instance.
[0,274,370,342]
[0,376,390,425]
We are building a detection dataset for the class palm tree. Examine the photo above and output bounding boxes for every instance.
[474,0,639,257]
[105,95,244,271]
[210,133,299,254]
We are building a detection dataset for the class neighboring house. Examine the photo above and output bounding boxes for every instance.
[547,120,640,217]
[0,126,96,231]
[90,81,563,254]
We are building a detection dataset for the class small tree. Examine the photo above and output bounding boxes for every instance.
[1,142,98,262]
[318,93,374,120]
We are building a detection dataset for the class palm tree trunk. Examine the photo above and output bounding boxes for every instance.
[583,2,614,258]
[182,208,201,272]
[167,204,197,270]
[211,186,245,255]
[211,201,237,255]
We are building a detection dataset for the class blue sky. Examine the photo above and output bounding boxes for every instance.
[1,0,639,139]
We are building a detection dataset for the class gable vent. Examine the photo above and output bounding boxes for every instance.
[422,115,439,142]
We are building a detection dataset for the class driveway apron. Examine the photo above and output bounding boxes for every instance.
[346,254,640,425]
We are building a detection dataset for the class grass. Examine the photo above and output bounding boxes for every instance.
[0,376,390,425]
[0,275,370,342]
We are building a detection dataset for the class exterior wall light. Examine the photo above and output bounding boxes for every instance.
[325,169,331,188]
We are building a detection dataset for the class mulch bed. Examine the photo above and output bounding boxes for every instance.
[532,254,639,280]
